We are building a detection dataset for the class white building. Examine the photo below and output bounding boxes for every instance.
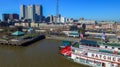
[78,20,96,24]
[98,21,115,24]
[60,17,66,23]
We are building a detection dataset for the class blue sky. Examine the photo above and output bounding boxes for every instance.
[0,0,120,21]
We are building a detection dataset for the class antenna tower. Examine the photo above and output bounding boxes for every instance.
[56,0,59,23]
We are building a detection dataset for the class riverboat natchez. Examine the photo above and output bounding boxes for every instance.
[60,39,120,67]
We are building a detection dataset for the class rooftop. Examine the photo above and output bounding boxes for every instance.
[99,42,120,47]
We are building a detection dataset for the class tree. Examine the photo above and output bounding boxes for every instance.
[78,27,83,34]
[78,27,85,36]
[82,23,86,30]
[98,23,102,27]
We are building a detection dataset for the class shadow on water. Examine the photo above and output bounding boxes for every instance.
[0,39,88,67]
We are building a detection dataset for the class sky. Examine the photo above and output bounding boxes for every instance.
[0,0,120,21]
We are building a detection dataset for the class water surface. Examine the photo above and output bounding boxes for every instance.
[0,39,88,67]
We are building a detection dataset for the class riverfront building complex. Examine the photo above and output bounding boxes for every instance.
[20,4,43,22]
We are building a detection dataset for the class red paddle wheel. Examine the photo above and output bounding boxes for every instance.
[60,46,71,57]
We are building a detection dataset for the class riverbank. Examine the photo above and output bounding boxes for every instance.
[46,35,80,42]
[46,35,102,42]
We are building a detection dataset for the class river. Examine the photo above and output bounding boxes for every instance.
[0,39,88,67]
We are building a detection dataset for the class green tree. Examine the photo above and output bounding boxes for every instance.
[78,27,85,36]
[98,23,102,27]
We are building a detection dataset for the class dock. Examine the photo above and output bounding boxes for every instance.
[0,35,45,46]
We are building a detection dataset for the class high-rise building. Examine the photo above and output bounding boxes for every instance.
[20,4,43,22]
[53,16,57,23]
[60,17,66,23]
[46,16,50,23]
[50,15,53,23]
[2,14,19,21]
[35,5,43,22]
[28,5,35,22]
[9,14,19,20]
[2,14,9,21]
[45,15,53,23]
[25,6,28,19]
[20,5,26,19]
[57,14,61,23]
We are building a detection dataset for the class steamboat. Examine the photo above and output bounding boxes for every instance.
[60,39,120,67]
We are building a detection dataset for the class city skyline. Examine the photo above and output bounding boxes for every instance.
[0,0,120,21]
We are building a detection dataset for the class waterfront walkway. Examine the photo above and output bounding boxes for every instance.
[46,35,80,42]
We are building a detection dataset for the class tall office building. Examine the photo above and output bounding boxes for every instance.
[25,6,28,19]
[35,5,43,22]
[2,14,19,21]
[60,17,66,23]
[53,16,57,23]
[20,5,25,19]
[45,15,53,23]
[20,4,43,22]
[28,5,35,21]
[9,14,19,20]
[2,14,9,21]
[20,5,29,20]
[50,15,53,23]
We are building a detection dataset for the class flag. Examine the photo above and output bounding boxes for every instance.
[113,50,117,55]
[80,33,83,39]
[101,32,106,40]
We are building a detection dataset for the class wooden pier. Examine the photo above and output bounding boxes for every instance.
[0,35,45,46]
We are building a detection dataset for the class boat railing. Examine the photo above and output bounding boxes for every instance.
[72,51,87,57]
[79,45,99,50]
[89,51,120,57]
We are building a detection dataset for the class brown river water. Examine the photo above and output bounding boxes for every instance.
[0,39,88,67]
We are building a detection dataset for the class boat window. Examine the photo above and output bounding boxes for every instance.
[111,64,114,67]
[97,45,100,47]
[72,49,75,52]
[105,46,107,48]
[118,48,120,50]
[76,57,79,59]
[85,53,87,55]
[93,44,96,47]
[112,47,114,49]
